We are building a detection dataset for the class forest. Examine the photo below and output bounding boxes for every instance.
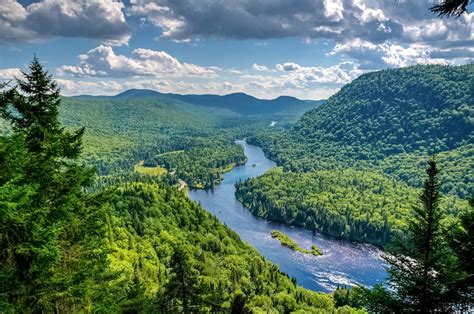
[236,167,468,246]
[250,65,473,199]
[239,65,473,246]
[0,58,365,312]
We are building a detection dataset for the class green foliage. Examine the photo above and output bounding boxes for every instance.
[431,0,471,17]
[59,97,285,191]
[363,160,473,312]
[251,64,473,199]
[295,65,473,155]
[154,138,246,189]
[92,183,345,312]
[270,230,322,256]
[0,58,361,312]
[236,167,468,246]
[0,58,106,311]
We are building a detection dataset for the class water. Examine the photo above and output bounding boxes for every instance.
[188,140,387,293]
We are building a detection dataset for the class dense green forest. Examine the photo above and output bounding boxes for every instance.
[250,65,473,198]
[0,58,362,312]
[241,64,473,245]
[59,97,247,190]
[360,160,474,312]
[58,90,319,191]
[236,168,468,246]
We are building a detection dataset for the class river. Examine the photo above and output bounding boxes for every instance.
[188,140,387,293]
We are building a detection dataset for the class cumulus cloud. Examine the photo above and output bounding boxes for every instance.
[275,61,363,86]
[58,45,218,78]
[330,39,473,68]
[52,57,361,99]
[56,77,242,97]
[0,0,130,45]
[128,0,474,67]
[0,67,22,80]
[252,63,271,72]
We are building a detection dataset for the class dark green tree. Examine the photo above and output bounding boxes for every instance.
[446,198,474,310]
[162,244,201,313]
[431,0,471,17]
[0,57,99,311]
[231,292,247,314]
[361,158,465,312]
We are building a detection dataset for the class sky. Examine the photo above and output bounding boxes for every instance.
[0,0,473,99]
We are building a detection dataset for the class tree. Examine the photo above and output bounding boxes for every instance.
[386,158,451,311]
[363,158,456,312]
[431,0,472,17]
[446,198,474,310]
[162,244,201,313]
[0,57,99,311]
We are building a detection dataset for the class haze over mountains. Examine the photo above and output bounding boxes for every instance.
[71,89,324,116]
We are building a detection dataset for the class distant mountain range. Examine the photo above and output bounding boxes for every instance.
[71,89,324,115]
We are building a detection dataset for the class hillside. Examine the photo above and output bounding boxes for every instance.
[294,64,473,155]
[86,183,346,312]
[251,64,474,198]
[240,65,473,246]
[236,168,468,246]
[60,97,252,190]
[74,89,323,116]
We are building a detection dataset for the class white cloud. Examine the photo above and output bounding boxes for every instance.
[59,45,218,78]
[323,0,344,22]
[128,0,474,67]
[0,67,22,80]
[275,61,363,84]
[56,79,124,95]
[276,62,302,72]
[329,39,469,68]
[228,69,244,74]
[54,58,360,99]
[0,0,130,45]
[252,63,271,72]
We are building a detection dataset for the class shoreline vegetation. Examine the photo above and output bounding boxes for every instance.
[271,230,323,256]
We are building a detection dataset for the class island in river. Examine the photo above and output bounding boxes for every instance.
[271,230,323,256]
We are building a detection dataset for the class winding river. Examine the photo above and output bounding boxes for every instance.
[188,140,387,293]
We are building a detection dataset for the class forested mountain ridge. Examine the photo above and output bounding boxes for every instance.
[236,168,468,246]
[251,64,473,198]
[240,64,473,247]
[72,88,324,116]
[59,97,248,190]
[58,90,321,190]
[294,64,473,155]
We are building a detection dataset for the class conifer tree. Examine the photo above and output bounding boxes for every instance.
[366,158,453,312]
[162,244,201,313]
[0,57,98,311]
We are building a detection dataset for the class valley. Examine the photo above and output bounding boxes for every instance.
[1,59,472,312]
[189,141,386,292]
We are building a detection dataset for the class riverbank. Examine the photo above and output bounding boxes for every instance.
[188,140,387,292]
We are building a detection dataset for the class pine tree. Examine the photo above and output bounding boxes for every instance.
[431,0,471,17]
[161,244,201,313]
[0,57,100,311]
[368,158,452,312]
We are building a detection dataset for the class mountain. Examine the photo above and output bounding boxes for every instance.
[294,64,473,155]
[73,89,323,116]
[251,64,473,197]
[240,64,473,247]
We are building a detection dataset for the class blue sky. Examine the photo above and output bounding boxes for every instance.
[1,0,473,99]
